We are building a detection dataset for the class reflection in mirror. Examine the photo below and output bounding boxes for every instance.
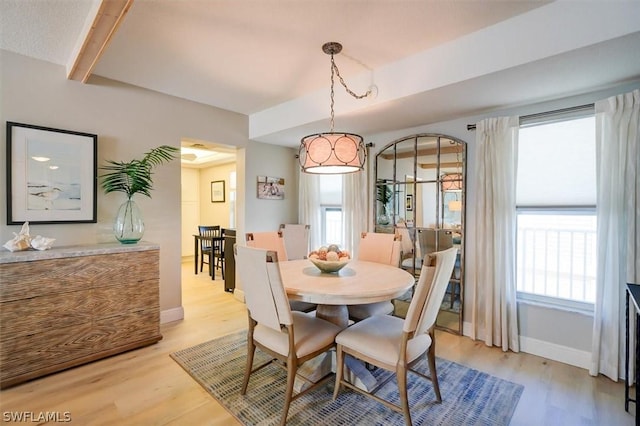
[375,133,466,335]
[376,144,395,182]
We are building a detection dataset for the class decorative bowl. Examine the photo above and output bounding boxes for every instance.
[309,257,350,273]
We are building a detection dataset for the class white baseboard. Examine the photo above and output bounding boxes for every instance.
[161,306,184,324]
[461,321,590,370]
[462,320,474,338]
[519,336,591,370]
[233,288,245,303]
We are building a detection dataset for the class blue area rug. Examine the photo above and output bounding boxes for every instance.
[171,331,523,425]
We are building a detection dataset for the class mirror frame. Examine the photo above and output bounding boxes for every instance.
[374,133,466,334]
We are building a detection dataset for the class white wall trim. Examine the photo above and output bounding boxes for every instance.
[462,320,474,339]
[161,306,185,324]
[233,288,245,303]
[462,320,590,370]
[519,336,591,370]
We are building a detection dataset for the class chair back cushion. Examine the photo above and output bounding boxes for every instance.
[246,231,289,261]
[396,222,415,256]
[417,229,453,256]
[358,232,396,265]
[390,240,402,268]
[404,247,458,335]
[279,224,310,260]
[235,246,292,330]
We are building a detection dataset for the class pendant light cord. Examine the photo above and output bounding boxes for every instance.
[329,53,372,132]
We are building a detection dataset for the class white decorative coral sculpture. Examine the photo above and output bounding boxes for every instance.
[3,222,55,251]
[30,235,56,251]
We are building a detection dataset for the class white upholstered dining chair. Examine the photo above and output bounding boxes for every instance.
[235,246,341,426]
[333,247,458,426]
[246,231,289,262]
[246,231,316,313]
[396,221,422,274]
[347,231,402,321]
[279,223,310,260]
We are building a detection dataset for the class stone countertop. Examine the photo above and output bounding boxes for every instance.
[0,241,160,264]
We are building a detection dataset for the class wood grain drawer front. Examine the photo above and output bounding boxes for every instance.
[0,290,93,341]
[1,310,160,382]
[0,250,159,302]
[0,247,161,388]
[1,323,98,377]
[92,279,159,318]
[93,309,161,348]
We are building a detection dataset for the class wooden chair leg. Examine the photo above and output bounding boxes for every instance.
[397,364,412,426]
[241,330,256,395]
[333,346,344,400]
[427,341,442,403]
[280,358,297,426]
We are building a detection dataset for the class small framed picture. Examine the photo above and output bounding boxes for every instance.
[406,194,413,211]
[257,176,285,200]
[6,122,97,224]
[211,180,225,202]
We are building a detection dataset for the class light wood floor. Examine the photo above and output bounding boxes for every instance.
[0,261,634,425]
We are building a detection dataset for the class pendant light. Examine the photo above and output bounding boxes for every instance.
[299,42,372,174]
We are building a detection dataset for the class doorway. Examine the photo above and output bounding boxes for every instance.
[180,139,237,264]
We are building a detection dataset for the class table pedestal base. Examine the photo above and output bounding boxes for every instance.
[316,305,349,329]
[293,304,378,392]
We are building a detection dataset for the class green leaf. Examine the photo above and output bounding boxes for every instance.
[99,145,178,199]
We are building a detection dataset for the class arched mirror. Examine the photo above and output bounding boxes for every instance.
[375,134,466,334]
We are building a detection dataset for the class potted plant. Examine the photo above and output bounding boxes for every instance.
[376,183,393,225]
[100,145,179,243]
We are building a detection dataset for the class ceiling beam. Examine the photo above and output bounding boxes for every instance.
[67,0,133,83]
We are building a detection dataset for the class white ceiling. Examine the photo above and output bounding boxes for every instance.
[2,0,640,149]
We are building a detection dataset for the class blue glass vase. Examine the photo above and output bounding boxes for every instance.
[114,199,144,244]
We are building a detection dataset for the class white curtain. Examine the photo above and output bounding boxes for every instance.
[591,89,639,380]
[472,116,520,352]
[343,170,367,256]
[298,172,322,250]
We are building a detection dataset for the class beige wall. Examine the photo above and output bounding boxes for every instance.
[243,140,299,234]
[199,162,236,229]
[181,167,200,257]
[0,50,248,322]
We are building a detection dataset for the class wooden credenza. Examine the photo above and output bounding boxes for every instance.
[0,242,163,388]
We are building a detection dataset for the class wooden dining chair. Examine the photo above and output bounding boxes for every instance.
[198,225,221,274]
[333,247,458,426]
[235,245,341,426]
[348,232,403,321]
[396,221,422,275]
[216,228,226,279]
[246,231,316,313]
[246,231,288,262]
[278,224,310,260]
[418,229,455,307]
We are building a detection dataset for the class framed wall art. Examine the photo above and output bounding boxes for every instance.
[6,122,97,224]
[405,194,413,211]
[257,176,285,200]
[211,180,225,202]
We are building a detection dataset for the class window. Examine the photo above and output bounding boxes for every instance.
[319,175,343,247]
[516,114,596,307]
[517,211,596,305]
[321,206,343,246]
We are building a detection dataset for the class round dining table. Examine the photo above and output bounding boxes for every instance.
[279,258,415,391]
[279,259,415,328]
